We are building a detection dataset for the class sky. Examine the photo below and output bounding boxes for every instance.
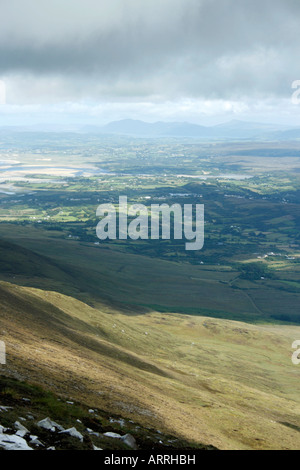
[0,0,300,127]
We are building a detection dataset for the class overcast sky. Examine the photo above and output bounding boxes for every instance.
[1,0,300,126]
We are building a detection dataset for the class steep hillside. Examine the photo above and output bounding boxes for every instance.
[0,375,211,451]
[0,281,299,450]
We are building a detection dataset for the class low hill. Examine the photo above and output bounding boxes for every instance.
[0,281,299,450]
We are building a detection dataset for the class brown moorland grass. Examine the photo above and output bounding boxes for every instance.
[0,281,300,450]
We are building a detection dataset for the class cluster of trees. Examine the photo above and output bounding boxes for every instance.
[239,262,275,280]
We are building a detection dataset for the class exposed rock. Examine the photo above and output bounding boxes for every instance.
[87,428,100,437]
[109,418,125,427]
[121,433,138,450]
[59,427,84,442]
[103,432,122,439]
[0,406,13,412]
[0,432,33,450]
[14,421,30,437]
[37,417,65,432]
[30,436,44,447]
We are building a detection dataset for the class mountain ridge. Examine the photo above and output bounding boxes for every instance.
[0,119,298,140]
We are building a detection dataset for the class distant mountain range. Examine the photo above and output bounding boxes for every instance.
[1,118,300,140]
[97,119,300,140]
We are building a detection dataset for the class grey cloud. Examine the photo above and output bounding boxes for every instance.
[0,0,300,102]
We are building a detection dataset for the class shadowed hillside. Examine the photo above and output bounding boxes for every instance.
[1,232,300,324]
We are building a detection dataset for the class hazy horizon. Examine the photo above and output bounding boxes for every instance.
[1,0,300,127]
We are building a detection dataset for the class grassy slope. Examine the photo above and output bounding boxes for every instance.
[0,375,212,450]
[1,225,300,323]
[0,281,300,450]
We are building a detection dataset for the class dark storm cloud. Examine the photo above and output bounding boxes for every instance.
[0,0,299,100]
